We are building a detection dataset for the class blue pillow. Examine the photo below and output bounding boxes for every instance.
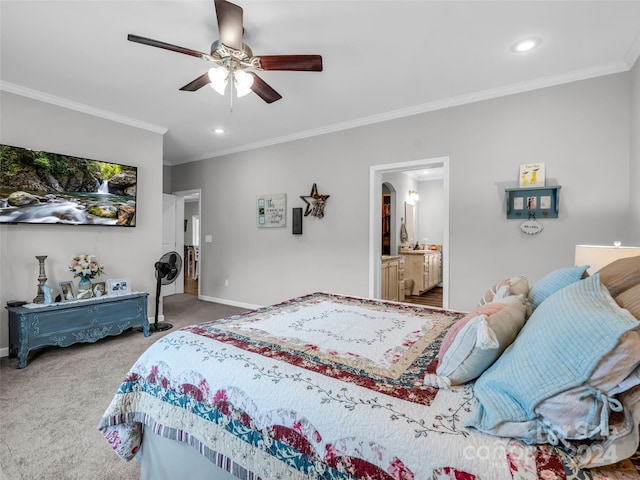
[527,265,589,311]
[466,274,639,438]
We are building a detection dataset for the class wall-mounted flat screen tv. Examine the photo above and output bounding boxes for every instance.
[0,144,137,226]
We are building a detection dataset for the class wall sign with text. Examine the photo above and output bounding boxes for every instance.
[257,193,287,228]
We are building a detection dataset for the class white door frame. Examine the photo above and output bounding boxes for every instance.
[369,157,450,308]
[173,188,202,297]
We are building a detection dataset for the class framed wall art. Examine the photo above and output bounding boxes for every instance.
[505,186,561,219]
[519,163,545,187]
[257,193,286,228]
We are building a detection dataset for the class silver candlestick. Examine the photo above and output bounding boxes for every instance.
[33,255,48,304]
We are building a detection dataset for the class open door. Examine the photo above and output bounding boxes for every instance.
[162,193,185,296]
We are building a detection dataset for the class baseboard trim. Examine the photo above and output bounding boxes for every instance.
[198,295,262,311]
[0,347,8,358]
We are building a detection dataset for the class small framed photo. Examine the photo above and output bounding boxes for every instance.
[513,197,524,210]
[107,278,131,295]
[92,281,107,298]
[540,195,552,209]
[526,196,537,210]
[59,281,75,302]
[76,284,93,300]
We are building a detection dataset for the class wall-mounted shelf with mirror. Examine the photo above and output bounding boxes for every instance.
[505,185,561,219]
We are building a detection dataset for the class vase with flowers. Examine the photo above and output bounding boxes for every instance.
[70,254,105,296]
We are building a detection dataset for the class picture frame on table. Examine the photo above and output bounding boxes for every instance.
[59,281,75,302]
[92,281,107,298]
[76,285,94,300]
[107,278,131,296]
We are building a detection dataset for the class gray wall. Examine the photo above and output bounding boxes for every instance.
[184,201,199,245]
[0,91,164,351]
[418,179,445,246]
[163,165,172,195]
[631,59,640,241]
[171,72,634,311]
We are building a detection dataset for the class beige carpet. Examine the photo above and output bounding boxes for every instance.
[0,294,246,480]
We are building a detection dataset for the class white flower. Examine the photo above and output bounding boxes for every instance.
[69,254,105,279]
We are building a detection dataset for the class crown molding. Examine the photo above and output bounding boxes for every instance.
[173,61,631,165]
[0,81,168,135]
[1,59,630,167]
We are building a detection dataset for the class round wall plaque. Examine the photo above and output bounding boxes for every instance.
[520,219,544,235]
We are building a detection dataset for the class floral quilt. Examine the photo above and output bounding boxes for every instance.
[99,292,626,479]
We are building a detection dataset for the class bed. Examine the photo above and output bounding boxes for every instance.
[99,257,640,479]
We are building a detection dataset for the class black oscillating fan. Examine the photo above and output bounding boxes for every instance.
[152,251,183,331]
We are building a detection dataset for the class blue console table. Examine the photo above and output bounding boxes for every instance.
[7,292,150,368]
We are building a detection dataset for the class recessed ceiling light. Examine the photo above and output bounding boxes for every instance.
[512,37,541,53]
[212,128,226,134]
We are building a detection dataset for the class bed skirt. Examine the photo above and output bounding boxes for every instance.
[140,427,241,480]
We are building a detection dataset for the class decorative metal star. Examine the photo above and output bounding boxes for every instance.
[300,183,330,218]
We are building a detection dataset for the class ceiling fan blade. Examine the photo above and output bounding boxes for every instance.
[248,73,282,104]
[252,55,323,72]
[214,0,244,51]
[179,72,211,91]
[128,34,208,59]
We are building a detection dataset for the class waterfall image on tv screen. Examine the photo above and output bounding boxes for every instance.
[0,144,137,226]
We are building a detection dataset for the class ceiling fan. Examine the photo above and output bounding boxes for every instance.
[128,0,323,104]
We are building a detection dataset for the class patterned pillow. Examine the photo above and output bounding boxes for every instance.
[478,275,529,305]
[424,295,527,388]
[467,275,640,445]
[527,265,589,311]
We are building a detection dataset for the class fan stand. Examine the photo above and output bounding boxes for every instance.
[152,270,174,331]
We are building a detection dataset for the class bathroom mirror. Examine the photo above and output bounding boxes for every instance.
[404,202,415,244]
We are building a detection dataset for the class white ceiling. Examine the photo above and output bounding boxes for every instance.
[2,1,640,166]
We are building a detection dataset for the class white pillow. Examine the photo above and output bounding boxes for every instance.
[478,275,529,305]
[424,295,527,389]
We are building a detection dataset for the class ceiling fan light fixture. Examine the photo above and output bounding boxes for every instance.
[234,70,254,97]
[208,66,229,95]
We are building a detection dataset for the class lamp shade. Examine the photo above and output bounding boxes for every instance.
[575,244,640,274]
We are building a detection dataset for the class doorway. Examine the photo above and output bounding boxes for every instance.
[381,183,395,255]
[369,157,450,308]
[173,189,201,297]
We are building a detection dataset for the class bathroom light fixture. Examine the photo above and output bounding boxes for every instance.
[512,37,541,53]
[409,190,420,202]
[212,128,225,134]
